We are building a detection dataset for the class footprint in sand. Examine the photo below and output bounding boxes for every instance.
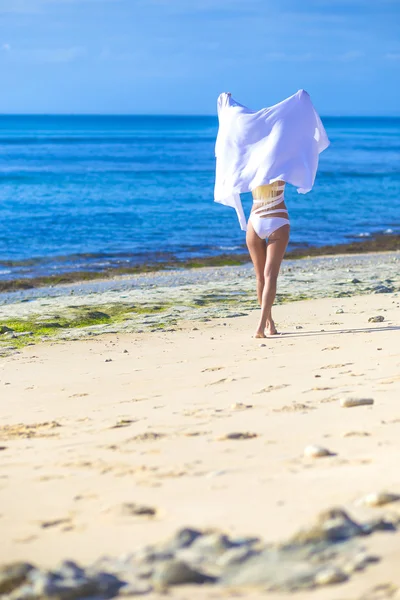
[254,384,290,394]
[14,535,38,544]
[182,408,207,417]
[39,517,71,529]
[183,431,211,437]
[217,432,258,441]
[348,372,365,377]
[0,421,62,440]
[201,366,225,373]
[319,363,354,370]
[74,493,98,501]
[118,397,149,404]
[319,396,340,404]
[38,475,64,481]
[361,584,398,599]
[129,432,166,442]
[273,403,316,413]
[109,419,137,429]
[206,378,234,386]
[321,346,340,351]
[379,376,400,385]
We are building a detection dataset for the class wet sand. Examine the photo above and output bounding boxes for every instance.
[1,233,399,294]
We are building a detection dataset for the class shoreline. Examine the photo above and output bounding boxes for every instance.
[1,233,399,294]
[0,250,398,356]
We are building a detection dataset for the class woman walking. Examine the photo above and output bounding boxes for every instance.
[214,90,329,338]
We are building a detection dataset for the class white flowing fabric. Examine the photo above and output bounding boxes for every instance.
[214,89,330,231]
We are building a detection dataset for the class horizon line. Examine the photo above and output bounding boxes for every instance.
[1,112,400,118]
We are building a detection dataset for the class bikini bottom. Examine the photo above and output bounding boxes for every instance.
[248,213,290,240]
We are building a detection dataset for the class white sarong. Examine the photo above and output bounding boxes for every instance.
[214,89,330,231]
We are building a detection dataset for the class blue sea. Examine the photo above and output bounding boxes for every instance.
[0,115,399,281]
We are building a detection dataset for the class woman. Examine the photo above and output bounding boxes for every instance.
[214,89,329,338]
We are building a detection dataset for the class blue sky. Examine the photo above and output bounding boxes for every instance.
[1,0,399,115]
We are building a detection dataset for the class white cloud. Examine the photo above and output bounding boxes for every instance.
[2,42,11,51]
[385,52,400,60]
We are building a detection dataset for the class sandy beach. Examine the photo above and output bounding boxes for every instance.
[1,251,400,599]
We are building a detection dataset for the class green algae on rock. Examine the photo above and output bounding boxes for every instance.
[0,302,176,353]
[1,252,399,356]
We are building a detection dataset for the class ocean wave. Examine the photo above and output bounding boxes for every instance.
[217,246,242,251]
[319,170,400,178]
[353,144,400,152]
[0,135,215,145]
[0,167,215,182]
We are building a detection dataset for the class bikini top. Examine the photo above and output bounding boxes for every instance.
[251,182,288,218]
[252,182,285,201]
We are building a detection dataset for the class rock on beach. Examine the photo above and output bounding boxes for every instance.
[340,397,374,408]
[357,491,400,507]
[304,445,334,458]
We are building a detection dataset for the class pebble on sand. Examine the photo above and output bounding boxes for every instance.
[0,563,34,594]
[340,397,374,408]
[0,326,15,335]
[356,491,400,508]
[368,315,385,323]
[314,567,348,585]
[304,445,334,459]
[121,503,157,517]
[152,560,214,587]
[230,403,253,410]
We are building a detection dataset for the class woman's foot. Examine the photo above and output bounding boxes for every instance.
[255,319,279,338]
[266,319,278,336]
[255,330,267,338]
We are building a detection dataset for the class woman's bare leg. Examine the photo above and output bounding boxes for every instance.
[256,225,290,337]
[246,220,267,307]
